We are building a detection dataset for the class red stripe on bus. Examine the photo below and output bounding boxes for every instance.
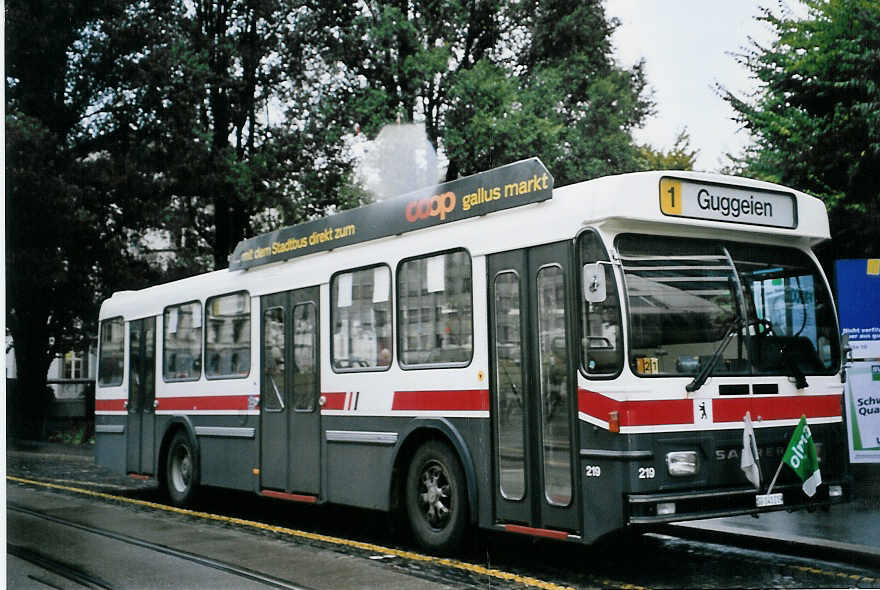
[503,524,570,540]
[321,392,347,411]
[95,399,126,411]
[712,394,841,422]
[392,389,490,412]
[260,490,318,504]
[578,389,693,426]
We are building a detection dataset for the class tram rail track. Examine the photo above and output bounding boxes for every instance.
[9,473,879,589]
[8,542,119,590]
[8,502,316,590]
[7,475,582,590]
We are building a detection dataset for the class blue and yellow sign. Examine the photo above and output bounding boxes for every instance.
[836,259,880,359]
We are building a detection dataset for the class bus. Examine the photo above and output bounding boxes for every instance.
[95,159,847,553]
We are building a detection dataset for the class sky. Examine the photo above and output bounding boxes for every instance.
[604,1,780,172]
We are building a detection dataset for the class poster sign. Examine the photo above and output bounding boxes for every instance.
[229,158,553,270]
[844,361,880,462]
[836,259,880,359]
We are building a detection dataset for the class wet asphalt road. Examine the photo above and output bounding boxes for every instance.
[7,444,880,589]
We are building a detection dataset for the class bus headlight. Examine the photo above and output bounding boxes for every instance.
[666,451,699,477]
[657,502,676,516]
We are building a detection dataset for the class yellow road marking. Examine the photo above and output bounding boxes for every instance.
[789,563,877,583]
[9,475,632,590]
[11,475,876,587]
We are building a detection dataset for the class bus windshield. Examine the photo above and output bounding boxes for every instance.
[617,235,839,378]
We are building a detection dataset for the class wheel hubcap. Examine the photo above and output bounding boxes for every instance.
[418,462,451,529]
[171,446,191,492]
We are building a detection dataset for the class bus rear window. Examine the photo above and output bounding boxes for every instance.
[98,317,124,387]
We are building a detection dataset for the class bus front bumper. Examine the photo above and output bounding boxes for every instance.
[626,481,846,525]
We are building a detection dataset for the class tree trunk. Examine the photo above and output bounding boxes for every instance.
[11,318,54,440]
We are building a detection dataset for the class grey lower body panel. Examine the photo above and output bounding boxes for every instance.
[320,415,491,517]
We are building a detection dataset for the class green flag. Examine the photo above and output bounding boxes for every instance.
[782,415,822,497]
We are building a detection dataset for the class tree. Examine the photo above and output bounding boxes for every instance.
[6,1,163,436]
[640,128,699,171]
[6,1,370,436]
[312,0,652,188]
[510,0,653,185]
[159,0,372,270]
[307,0,504,179]
[719,0,880,263]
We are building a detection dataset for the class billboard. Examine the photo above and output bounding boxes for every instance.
[229,158,553,271]
[836,259,880,359]
[836,259,880,462]
[844,361,880,462]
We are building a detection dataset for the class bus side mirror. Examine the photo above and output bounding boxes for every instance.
[583,263,607,304]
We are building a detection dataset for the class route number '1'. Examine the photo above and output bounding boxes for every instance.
[660,178,683,215]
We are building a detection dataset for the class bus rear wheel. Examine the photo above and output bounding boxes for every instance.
[405,440,468,554]
[165,431,199,506]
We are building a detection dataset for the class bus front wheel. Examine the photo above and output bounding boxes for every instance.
[405,440,468,554]
[165,430,199,506]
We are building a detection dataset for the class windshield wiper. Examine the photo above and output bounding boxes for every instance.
[686,318,742,393]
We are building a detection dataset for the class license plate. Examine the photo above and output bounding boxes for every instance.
[755,493,784,507]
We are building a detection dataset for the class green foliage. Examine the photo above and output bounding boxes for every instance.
[6,0,353,431]
[6,1,168,436]
[312,0,651,186]
[507,0,653,184]
[720,0,880,260]
[6,0,652,434]
[443,60,562,175]
[640,129,699,171]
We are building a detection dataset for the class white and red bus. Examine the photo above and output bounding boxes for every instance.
[96,159,847,553]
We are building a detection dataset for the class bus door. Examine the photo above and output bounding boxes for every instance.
[488,242,580,533]
[260,286,321,496]
[127,317,156,474]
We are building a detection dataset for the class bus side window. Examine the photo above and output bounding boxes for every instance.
[397,249,473,367]
[205,291,251,379]
[98,317,125,387]
[579,231,623,376]
[331,265,393,371]
[163,301,203,381]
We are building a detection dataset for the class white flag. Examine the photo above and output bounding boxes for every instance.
[741,411,761,489]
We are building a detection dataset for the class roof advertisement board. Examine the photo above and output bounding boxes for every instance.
[229,158,553,271]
